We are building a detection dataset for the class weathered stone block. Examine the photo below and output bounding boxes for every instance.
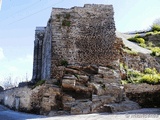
[62,79,76,89]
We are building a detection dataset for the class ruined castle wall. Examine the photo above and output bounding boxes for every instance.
[50,5,116,66]
[41,24,52,80]
[32,4,118,80]
[48,4,117,78]
[32,27,45,82]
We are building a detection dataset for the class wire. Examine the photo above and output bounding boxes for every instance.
[9,0,65,25]
[0,0,40,22]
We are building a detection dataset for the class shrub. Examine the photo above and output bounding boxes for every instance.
[128,37,145,44]
[136,38,145,44]
[144,68,157,74]
[139,43,147,48]
[121,80,128,85]
[134,34,140,38]
[127,70,142,78]
[148,42,153,47]
[140,74,160,84]
[145,32,153,36]
[121,67,160,85]
[150,47,160,56]
[151,24,160,32]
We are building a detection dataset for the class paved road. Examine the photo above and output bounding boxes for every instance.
[116,31,152,54]
[0,105,45,120]
[0,105,160,120]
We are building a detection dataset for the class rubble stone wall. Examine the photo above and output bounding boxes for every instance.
[49,4,117,67]
[32,4,118,81]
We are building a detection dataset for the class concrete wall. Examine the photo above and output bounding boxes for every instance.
[0,87,32,111]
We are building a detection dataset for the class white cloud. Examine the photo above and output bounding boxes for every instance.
[0,47,5,60]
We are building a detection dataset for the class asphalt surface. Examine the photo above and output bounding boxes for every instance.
[0,105,160,120]
[0,105,45,120]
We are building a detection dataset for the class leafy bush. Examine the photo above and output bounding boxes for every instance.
[150,47,160,56]
[128,37,145,44]
[121,67,160,85]
[139,43,147,48]
[151,24,160,32]
[121,80,128,85]
[140,74,160,84]
[136,38,145,44]
[144,68,157,74]
[148,42,153,47]
[127,69,142,78]
[145,32,153,36]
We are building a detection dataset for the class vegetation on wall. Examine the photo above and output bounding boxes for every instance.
[60,59,68,66]
[62,13,71,27]
[62,20,71,27]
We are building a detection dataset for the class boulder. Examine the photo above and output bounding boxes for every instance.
[104,100,141,113]
[124,83,160,107]
[71,100,92,114]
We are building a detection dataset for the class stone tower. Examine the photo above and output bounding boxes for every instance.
[31,4,139,114]
[32,4,118,81]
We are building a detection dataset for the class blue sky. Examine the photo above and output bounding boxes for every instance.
[0,0,160,87]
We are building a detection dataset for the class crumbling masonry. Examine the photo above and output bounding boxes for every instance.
[31,4,139,115]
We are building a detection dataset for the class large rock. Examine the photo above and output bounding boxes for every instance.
[124,83,160,107]
[104,100,140,112]
[71,100,92,114]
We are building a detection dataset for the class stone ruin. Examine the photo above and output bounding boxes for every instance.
[30,4,140,115]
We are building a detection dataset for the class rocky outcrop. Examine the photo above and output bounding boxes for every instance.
[124,83,160,108]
